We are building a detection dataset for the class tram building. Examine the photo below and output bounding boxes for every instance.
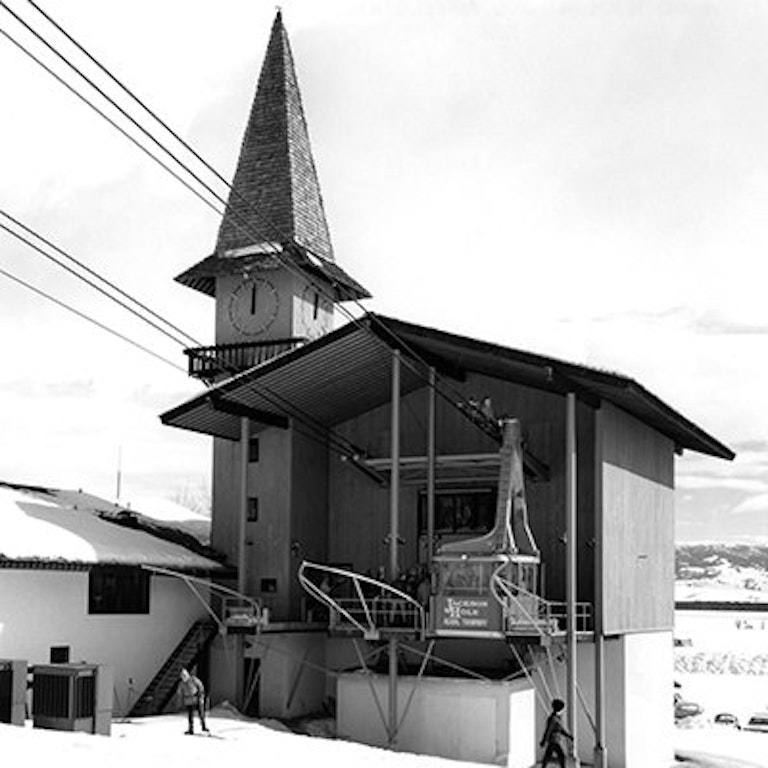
[159,12,733,768]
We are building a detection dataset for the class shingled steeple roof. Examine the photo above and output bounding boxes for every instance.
[176,12,369,301]
[216,11,333,258]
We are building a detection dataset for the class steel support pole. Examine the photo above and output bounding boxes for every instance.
[426,366,436,566]
[388,637,398,748]
[390,350,401,581]
[238,416,249,595]
[388,351,401,749]
[566,393,579,766]
[237,416,250,710]
[593,406,607,768]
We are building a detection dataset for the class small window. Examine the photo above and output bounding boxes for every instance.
[248,437,259,463]
[313,291,320,320]
[260,578,277,593]
[89,566,150,614]
[247,497,259,522]
[50,646,70,664]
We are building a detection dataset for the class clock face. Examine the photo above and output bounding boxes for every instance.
[228,277,280,336]
[300,284,333,340]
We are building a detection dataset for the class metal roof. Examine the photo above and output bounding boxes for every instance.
[160,313,734,461]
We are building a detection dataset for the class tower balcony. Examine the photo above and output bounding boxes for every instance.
[184,338,305,381]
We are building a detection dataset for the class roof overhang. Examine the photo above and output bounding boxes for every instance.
[174,247,371,302]
[160,313,734,461]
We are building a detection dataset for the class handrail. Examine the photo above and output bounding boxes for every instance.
[141,564,263,631]
[298,561,426,639]
[491,564,592,635]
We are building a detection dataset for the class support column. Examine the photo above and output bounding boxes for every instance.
[593,406,607,768]
[389,350,401,580]
[388,637,398,748]
[237,416,249,710]
[388,350,401,749]
[566,393,579,766]
[426,366,436,566]
[238,416,249,595]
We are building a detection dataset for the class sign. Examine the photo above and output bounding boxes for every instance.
[434,595,502,633]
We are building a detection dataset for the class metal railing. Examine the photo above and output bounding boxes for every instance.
[298,561,426,640]
[184,338,304,380]
[220,596,263,628]
[491,567,592,635]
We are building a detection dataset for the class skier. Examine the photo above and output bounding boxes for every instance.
[179,667,209,735]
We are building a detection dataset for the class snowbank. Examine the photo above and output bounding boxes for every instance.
[0,709,484,768]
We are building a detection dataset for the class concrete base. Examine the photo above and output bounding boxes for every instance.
[337,672,536,766]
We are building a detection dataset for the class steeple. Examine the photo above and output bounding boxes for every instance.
[175,11,369,301]
[216,11,333,260]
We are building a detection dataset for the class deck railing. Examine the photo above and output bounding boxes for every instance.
[491,568,592,635]
[184,338,304,380]
[298,561,426,640]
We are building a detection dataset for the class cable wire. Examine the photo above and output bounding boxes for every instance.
[3,3,502,447]
[0,207,202,348]
[0,214,196,350]
[0,265,186,373]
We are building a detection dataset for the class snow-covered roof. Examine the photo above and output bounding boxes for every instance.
[0,483,224,573]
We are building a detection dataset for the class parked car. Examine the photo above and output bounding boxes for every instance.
[713,713,741,729]
[744,713,768,733]
[675,699,703,720]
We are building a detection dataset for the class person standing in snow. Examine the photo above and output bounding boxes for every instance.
[540,698,572,768]
[179,668,208,735]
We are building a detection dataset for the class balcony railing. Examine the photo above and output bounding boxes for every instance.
[184,338,305,380]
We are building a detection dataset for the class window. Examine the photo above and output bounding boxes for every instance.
[260,578,277,593]
[88,566,150,614]
[247,497,259,522]
[248,437,259,463]
[313,291,320,320]
[49,646,70,664]
[417,488,496,535]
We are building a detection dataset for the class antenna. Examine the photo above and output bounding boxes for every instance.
[116,445,122,502]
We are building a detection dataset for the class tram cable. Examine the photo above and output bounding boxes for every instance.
[0,264,186,374]
[0,208,373,466]
[0,211,197,350]
[3,1,507,450]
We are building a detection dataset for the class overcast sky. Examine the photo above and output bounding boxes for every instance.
[0,0,766,542]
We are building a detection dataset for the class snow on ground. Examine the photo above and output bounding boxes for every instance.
[3,696,768,767]
[675,723,768,767]
[673,608,768,767]
[676,581,768,603]
[0,707,484,768]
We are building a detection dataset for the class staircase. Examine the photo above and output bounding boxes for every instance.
[129,620,217,717]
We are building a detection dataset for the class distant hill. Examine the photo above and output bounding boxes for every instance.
[676,543,768,602]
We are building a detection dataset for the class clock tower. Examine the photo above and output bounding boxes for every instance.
[176,10,368,368]
[173,12,369,621]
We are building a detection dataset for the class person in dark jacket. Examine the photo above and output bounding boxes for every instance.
[179,668,208,734]
[540,698,573,767]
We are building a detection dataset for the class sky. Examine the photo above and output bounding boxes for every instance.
[0,0,767,542]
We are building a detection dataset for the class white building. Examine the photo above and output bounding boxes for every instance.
[0,482,226,717]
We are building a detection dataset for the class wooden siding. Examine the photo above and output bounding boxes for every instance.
[211,429,293,617]
[600,402,675,634]
[289,429,330,619]
[329,372,596,605]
